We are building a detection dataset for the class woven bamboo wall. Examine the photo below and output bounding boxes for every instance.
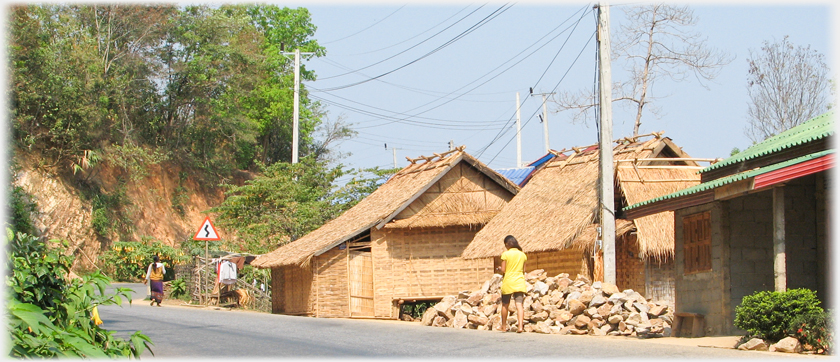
[616,233,646,294]
[526,248,589,278]
[645,257,675,305]
[278,263,315,315]
[270,267,284,314]
[372,226,493,318]
[315,246,350,318]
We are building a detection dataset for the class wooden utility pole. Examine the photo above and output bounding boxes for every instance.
[597,2,616,284]
[516,92,523,168]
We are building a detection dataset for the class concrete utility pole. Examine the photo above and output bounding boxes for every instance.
[385,143,401,168]
[531,91,557,154]
[516,92,523,168]
[282,49,315,164]
[597,2,616,285]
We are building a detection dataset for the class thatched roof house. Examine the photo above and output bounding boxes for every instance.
[252,147,520,318]
[462,133,708,302]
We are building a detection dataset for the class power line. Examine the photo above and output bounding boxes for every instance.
[321,6,405,45]
[315,4,514,92]
[484,29,597,166]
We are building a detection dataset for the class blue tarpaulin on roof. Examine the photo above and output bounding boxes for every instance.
[494,167,534,187]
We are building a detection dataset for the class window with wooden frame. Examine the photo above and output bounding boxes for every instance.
[683,211,711,274]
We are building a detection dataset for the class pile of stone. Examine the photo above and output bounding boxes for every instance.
[737,337,805,354]
[421,269,674,337]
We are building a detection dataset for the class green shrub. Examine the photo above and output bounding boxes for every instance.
[734,288,825,342]
[788,309,833,354]
[6,228,153,357]
[98,238,188,282]
[168,278,188,300]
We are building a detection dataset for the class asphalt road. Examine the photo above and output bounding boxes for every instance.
[98,283,813,359]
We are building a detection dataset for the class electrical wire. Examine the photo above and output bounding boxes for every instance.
[322,4,593,134]
[484,29,597,166]
[316,4,513,92]
[321,6,405,45]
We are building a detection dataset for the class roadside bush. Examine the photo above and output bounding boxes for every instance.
[7,228,152,357]
[734,288,825,342]
[98,238,188,282]
[788,309,833,354]
[167,278,188,300]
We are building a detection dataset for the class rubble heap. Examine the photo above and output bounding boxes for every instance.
[421,269,674,337]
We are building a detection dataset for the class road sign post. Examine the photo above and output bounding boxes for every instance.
[193,217,221,304]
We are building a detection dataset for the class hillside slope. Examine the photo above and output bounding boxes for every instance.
[12,148,241,272]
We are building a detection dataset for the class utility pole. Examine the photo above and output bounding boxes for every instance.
[516,92,523,168]
[531,91,556,154]
[385,143,401,168]
[282,49,315,164]
[597,2,616,285]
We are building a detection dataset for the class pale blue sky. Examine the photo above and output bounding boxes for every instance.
[282,2,835,182]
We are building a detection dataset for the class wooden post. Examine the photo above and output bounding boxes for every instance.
[773,187,786,291]
[597,2,616,284]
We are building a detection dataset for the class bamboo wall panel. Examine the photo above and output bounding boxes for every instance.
[645,257,675,305]
[372,226,494,318]
[270,267,285,314]
[526,248,589,278]
[281,264,314,315]
[348,251,375,317]
[315,247,350,318]
[616,233,646,294]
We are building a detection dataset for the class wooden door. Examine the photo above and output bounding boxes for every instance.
[348,250,374,317]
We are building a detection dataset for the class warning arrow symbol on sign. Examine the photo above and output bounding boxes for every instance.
[193,217,220,241]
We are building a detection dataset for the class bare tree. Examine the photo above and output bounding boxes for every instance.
[554,4,732,135]
[745,36,831,142]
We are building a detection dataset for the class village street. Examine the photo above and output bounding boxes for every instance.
[95,283,818,359]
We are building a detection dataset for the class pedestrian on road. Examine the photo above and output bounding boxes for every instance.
[144,255,166,307]
[495,235,527,333]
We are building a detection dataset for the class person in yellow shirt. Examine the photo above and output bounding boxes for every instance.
[495,235,527,333]
[143,255,166,307]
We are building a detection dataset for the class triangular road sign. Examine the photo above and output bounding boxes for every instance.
[193,217,221,240]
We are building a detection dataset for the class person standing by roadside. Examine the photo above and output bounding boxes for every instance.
[144,255,166,307]
[495,235,527,333]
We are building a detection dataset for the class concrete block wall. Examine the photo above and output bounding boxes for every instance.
[674,202,729,336]
[726,190,774,331]
[783,175,819,291]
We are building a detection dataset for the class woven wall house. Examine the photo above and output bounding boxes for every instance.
[462,133,708,304]
[251,147,519,318]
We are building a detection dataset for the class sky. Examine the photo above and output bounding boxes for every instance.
[275,1,836,184]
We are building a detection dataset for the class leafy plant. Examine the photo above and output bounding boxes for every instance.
[10,184,37,235]
[787,309,833,354]
[7,228,153,357]
[98,238,188,282]
[167,278,188,300]
[401,301,436,320]
[734,288,825,342]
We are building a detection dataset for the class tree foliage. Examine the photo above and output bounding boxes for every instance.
[10,4,327,177]
[6,229,153,358]
[745,36,831,142]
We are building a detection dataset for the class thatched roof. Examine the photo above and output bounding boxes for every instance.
[461,134,702,260]
[251,147,520,269]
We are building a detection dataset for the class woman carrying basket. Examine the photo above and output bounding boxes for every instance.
[144,255,166,307]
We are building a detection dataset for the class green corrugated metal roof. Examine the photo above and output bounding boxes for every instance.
[701,112,834,173]
[625,149,834,211]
